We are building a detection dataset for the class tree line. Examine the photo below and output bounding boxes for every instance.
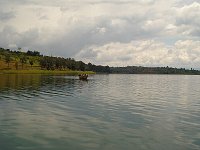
[0,47,200,75]
[0,47,110,72]
[110,66,200,75]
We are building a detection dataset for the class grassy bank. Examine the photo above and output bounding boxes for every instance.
[0,69,95,75]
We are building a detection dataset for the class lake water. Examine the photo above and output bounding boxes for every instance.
[0,74,200,150]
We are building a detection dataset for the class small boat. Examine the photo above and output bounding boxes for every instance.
[78,74,88,80]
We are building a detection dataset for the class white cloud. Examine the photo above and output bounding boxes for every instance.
[0,0,199,67]
[0,11,15,21]
[175,2,200,36]
[75,40,200,68]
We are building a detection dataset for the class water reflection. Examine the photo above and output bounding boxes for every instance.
[0,74,83,91]
[0,74,91,150]
[0,74,200,150]
[0,74,41,91]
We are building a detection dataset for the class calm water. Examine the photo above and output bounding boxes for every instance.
[0,74,200,150]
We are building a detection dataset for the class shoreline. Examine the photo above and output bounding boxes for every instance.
[0,70,199,75]
[0,70,95,75]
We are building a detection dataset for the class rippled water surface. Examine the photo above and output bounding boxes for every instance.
[0,74,200,150]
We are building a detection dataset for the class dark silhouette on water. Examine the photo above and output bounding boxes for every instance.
[78,74,88,80]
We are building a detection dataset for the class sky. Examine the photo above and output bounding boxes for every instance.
[0,0,199,68]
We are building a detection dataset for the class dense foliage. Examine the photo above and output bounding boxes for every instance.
[0,47,199,75]
[110,66,200,75]
[0,47,109,72]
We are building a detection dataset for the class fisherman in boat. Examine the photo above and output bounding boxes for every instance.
[79,74,88,80]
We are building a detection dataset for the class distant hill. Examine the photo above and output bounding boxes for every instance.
[0,47,200,75]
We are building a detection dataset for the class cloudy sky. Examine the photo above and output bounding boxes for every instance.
[0,0,199,68]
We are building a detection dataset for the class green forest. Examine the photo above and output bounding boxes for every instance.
[0,47,109,73]
[0,47,200,75]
